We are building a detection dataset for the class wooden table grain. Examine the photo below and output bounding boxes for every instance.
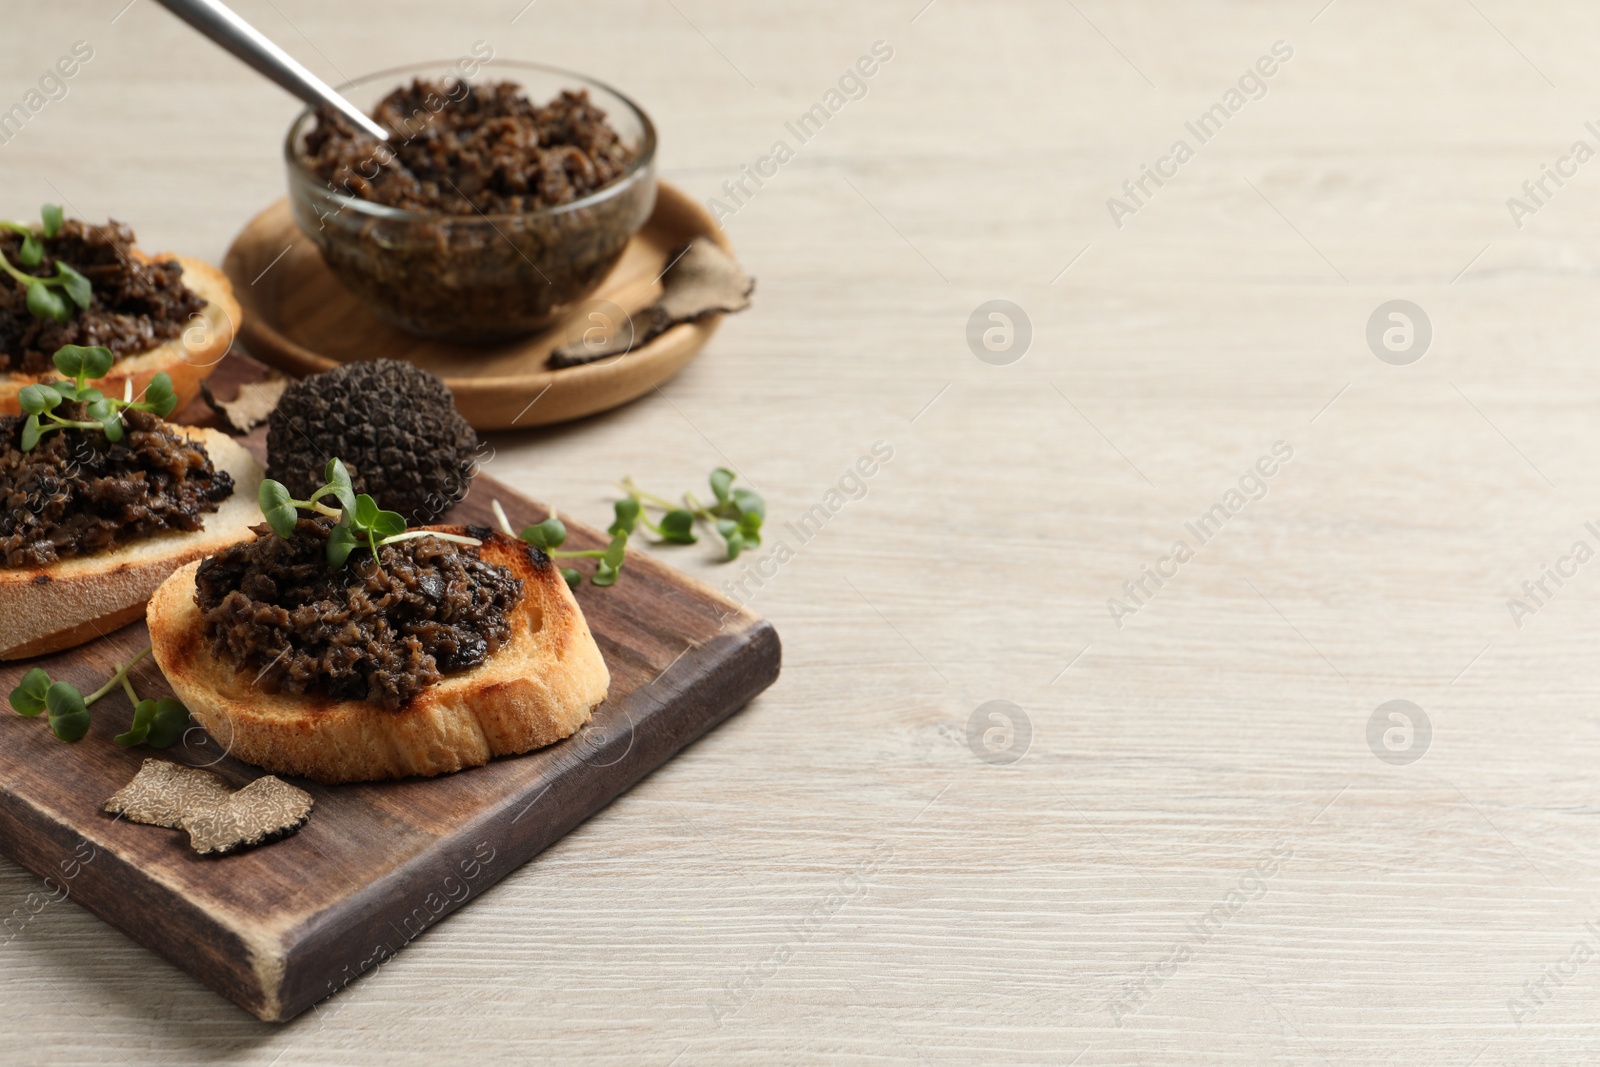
[4,1,1600,1063]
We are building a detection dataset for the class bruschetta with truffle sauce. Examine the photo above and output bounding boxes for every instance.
[0,344,262,659]
[0,206,237,417]
[148,465,608,783]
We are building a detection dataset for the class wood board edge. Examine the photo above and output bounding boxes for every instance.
[0,786,275,1020]
[267,616,781,1022]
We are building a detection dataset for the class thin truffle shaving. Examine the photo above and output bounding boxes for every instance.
[105,759,313,856]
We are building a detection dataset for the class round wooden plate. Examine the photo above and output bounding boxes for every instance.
[220,181,731,430]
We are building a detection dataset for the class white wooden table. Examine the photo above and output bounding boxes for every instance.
[5,1,1600,1062]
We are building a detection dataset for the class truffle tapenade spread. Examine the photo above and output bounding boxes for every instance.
[0,221,206,375]
[302,80,639,214]
[194,518,524,709]
[0,405,234,568]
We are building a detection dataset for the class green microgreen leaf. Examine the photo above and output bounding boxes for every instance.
[323,458,357,516]
[591,560,620,587]
[141,372,176,417]
[114,699,157,748]
[146,699,189,749]
[710,467,734,504]
[730,485,764,548]
[15,644,179,750]
[326,519,358,567]
[259,480,299,539]
[55,263,91,310]
[601,531,628,569]
[609,497,640,536]
[369,509,406,541]
[608,469,767,571]
[9,668,50,717]
[352,493,381,529]
[255,459,427,570]
[542,517,569,548]
[658,508,697,544]
[16,347,179,455]
[560,567,581,590]
[519,517,567,551]
[2,210,88,324]
[79,345,112,381]
[45,681,90,742]
[52,345,83,379]
[52,345,111,381]
[27,281,68,323]
[731,488,765,526]
[18,383,58,415]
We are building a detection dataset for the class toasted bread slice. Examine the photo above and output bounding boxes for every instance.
[147,529,611,784]
[0,254,239,418]
[0,427,264,660]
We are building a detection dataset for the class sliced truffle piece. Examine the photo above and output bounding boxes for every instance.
[548,239,754,368]
[654,238,755,323]
[266,359,478,525]
[105,758,313,856]
[183,776,314,856]
[201,371,289,434]
[104,760,230,828]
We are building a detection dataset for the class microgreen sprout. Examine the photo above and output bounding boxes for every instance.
[621,467,764,560]
[491,468,765,592]
[492,497,624,590]
[8,645,189,747]
[258,457,483,567]
[17,345,177,452]
[0,205,91,324]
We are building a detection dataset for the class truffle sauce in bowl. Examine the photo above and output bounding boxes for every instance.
[284,59,657,343]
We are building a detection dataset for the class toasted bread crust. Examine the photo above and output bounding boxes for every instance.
[147,530,610,784]
[0,427,264,660]
[0,254,239,417]
[1,602,149,662]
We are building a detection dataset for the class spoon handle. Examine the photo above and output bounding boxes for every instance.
[152,0,389,140]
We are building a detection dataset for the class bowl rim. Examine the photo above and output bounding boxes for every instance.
[282,58,658,224]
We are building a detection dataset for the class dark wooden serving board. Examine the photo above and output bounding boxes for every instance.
[0,355,780,1022]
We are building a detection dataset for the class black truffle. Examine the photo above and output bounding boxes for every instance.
[267,359,477,524]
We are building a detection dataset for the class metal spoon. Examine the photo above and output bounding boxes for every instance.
[151,0,388,140]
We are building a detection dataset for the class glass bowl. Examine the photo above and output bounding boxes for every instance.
[284,60,657,344]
